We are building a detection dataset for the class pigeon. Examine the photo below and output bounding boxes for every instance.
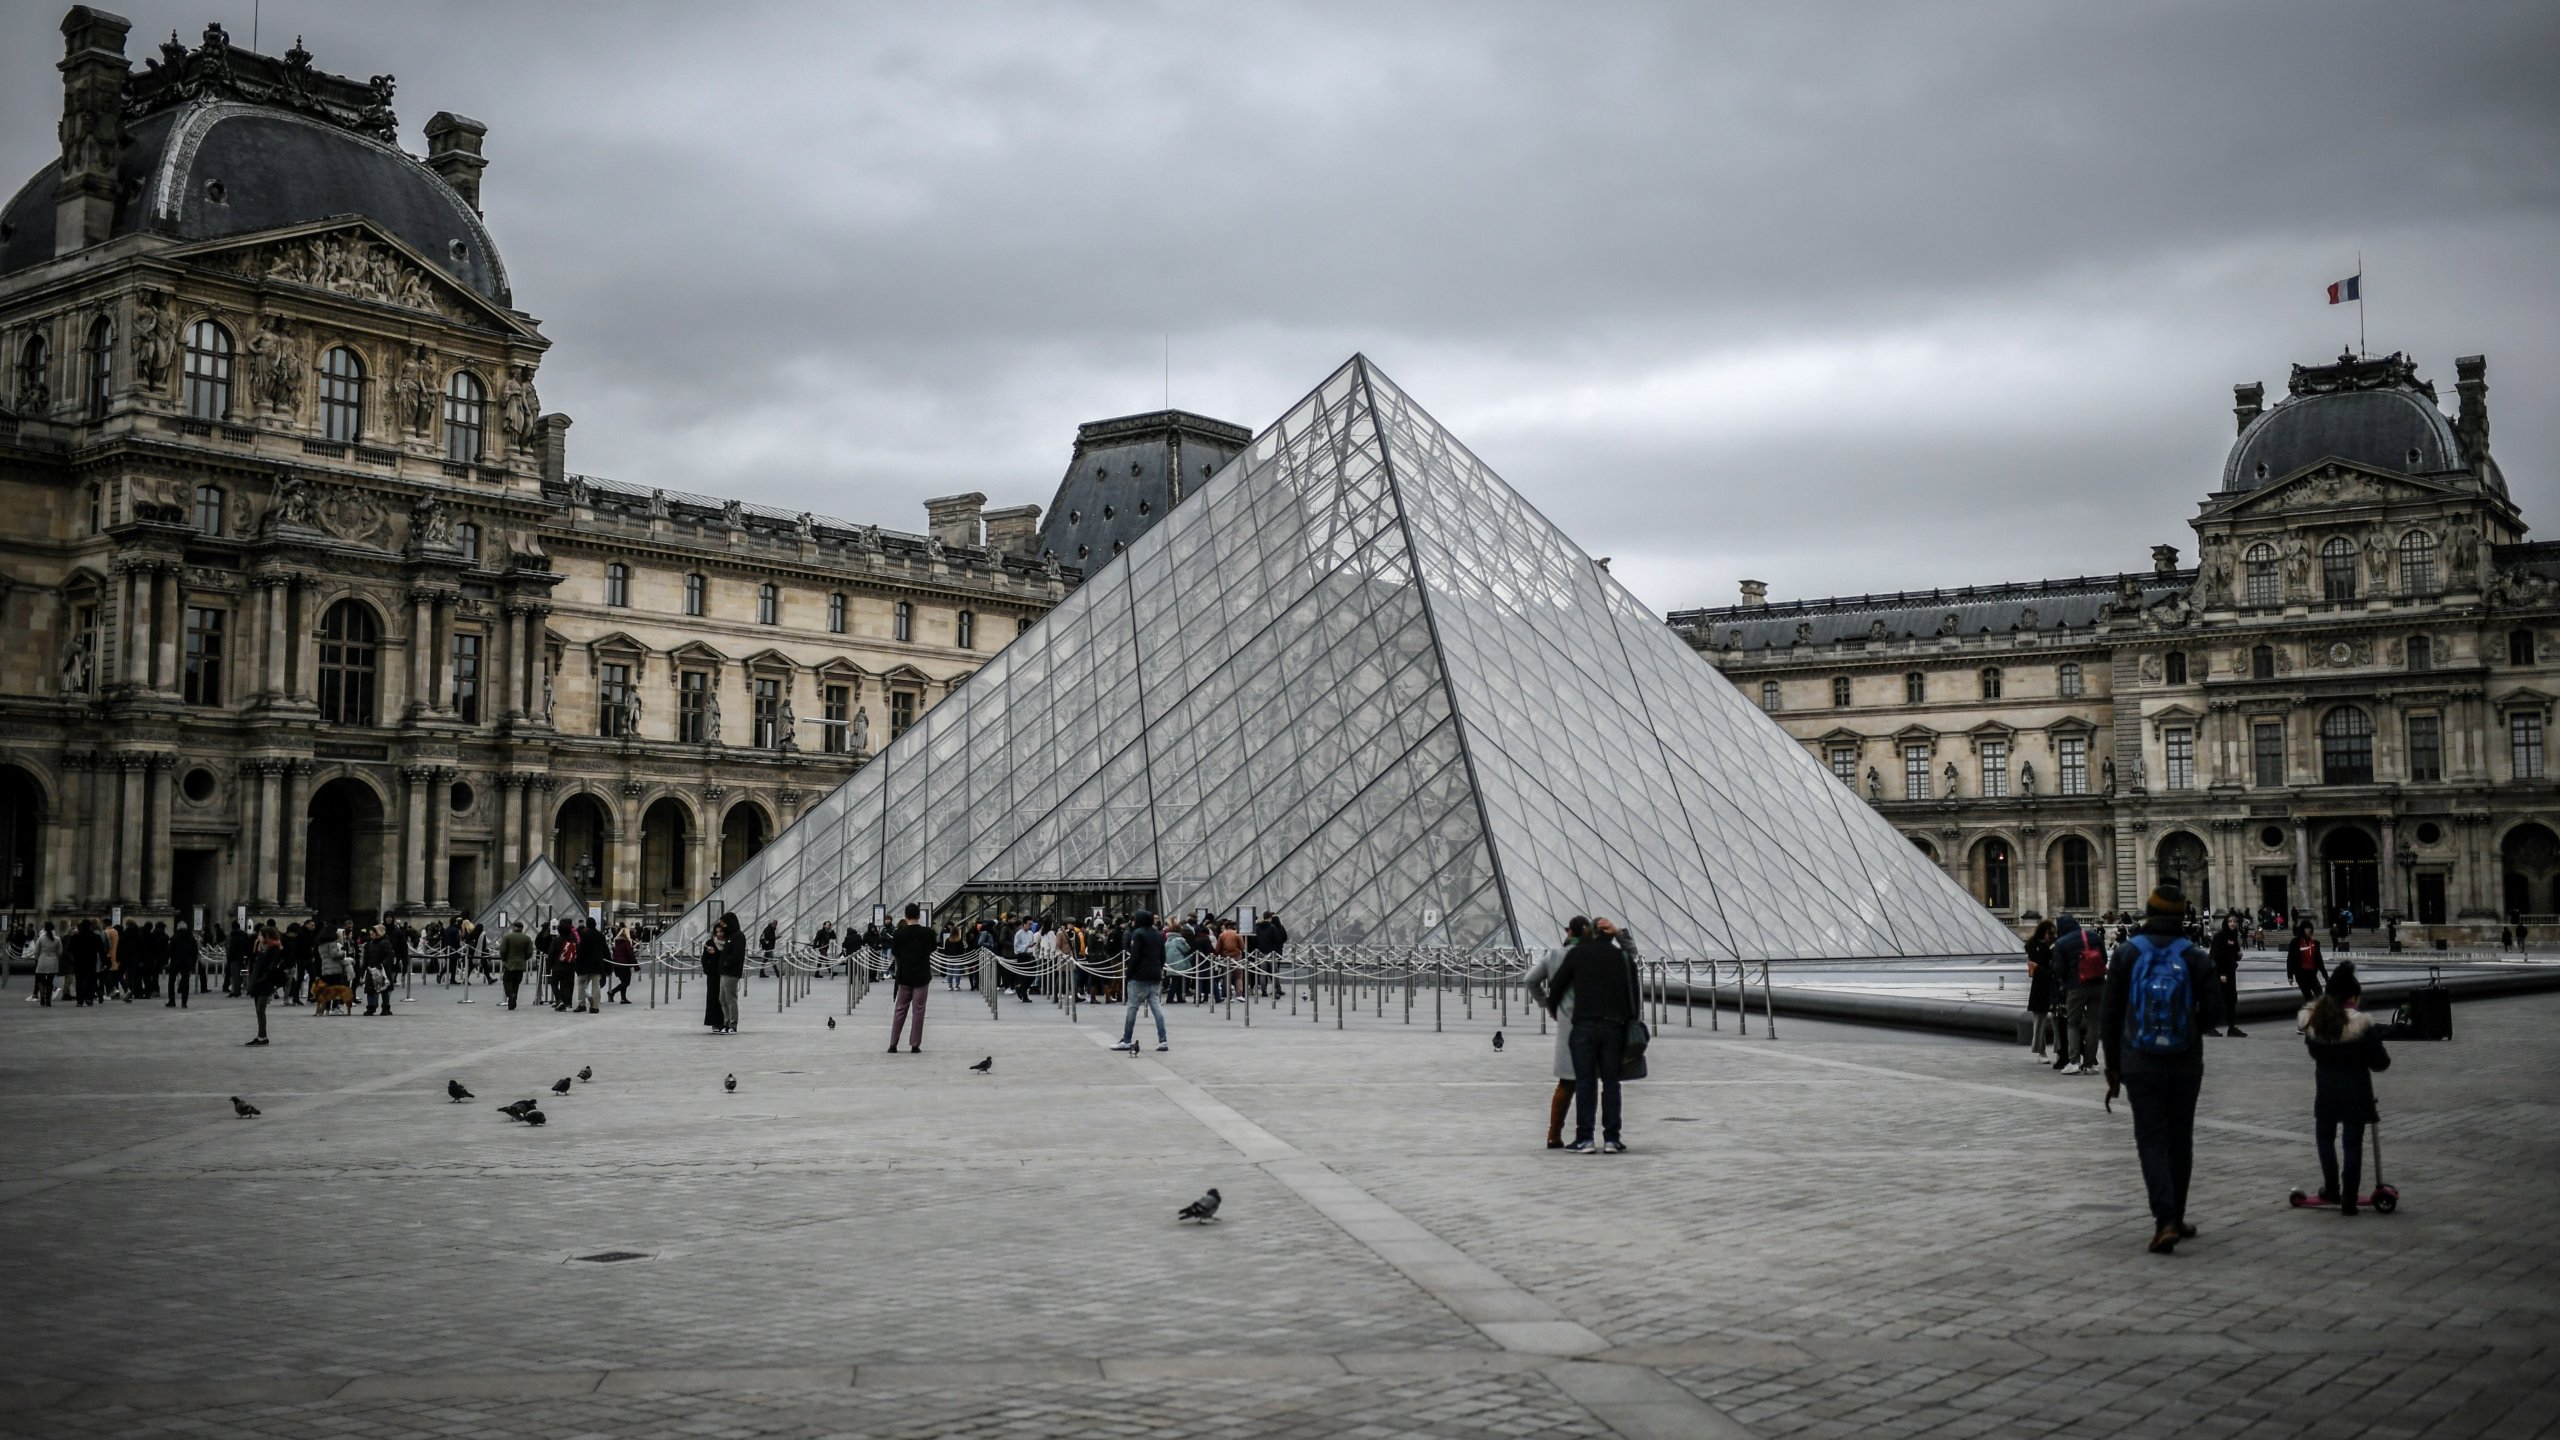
[448,1080,474,1103]
[969,1056,994,1073]
[230,1096,261,1118]
[1176,1188,1221,1223]
[498,1100,537,1121]
[522,1109,547,1126]
[724,1073,737,1093]
[577,1066,593,1083]
[1492,1031,1504,1051]
[551,1077,573,1096]
[826,1017,836,1030]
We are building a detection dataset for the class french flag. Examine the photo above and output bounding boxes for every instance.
[2327,274,2361,304]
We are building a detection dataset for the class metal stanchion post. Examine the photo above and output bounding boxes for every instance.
[1433,960,1443,1033]
[1761,960,1777,1039]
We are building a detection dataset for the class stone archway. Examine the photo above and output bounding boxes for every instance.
[2155,831,2211,911]
[554,793,615,903]
[721,801,771,878]
[0,763,42,911]
[2318,825,2380,926]
[304,776,388,925]
[2503,822,2560,919]
[639,796,694,909]
[1967,835,2014,912]
[2047,833,2097,914]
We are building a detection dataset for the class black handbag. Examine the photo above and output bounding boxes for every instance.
[1620,953,1650,1080]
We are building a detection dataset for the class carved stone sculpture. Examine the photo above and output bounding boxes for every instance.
[247,316,300,413]
[1943,760,1959,796]
[129,293,171,388]
[499,366,542,451]
[2019,760,2036,797]
[648,488,670,521]
[59,632,92,696]
[776,696,798,752]
[722,499,744,532]
[394,344,435,432]
[851,707,870,753]
[795,511,816,544]
[410,494,452,547]
[1865,767,1881,801]
[268,473,316,530]
[705,693,723,745]
[2363,532,2391,585]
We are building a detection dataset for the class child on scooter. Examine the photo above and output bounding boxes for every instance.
[2300,962,2390,1215]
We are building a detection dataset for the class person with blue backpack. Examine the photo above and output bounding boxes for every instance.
[2101,882,2226,1255]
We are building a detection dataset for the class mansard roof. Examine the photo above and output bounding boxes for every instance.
[1670,572,2192,653]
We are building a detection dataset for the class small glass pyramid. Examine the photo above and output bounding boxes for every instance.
[475,854,589,940]
[666,357,2018,959]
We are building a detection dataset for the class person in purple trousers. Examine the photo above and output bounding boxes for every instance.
[887,903,935,1053]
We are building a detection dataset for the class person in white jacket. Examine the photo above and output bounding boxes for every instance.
[1520,925,1581,1149]
[29,923,63,1006]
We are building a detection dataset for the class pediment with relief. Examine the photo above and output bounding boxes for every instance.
[174,222,532,333]
[2213,462,2455,520]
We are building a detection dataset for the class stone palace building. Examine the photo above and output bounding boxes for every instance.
[1673,348,2560,944]
[0,12,1251,929]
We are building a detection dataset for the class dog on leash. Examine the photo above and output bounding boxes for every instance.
[311,981,356,1015]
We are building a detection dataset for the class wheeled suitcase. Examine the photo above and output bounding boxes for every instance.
[2396,967,2453,1041]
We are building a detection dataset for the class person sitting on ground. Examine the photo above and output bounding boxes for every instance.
[2300,962,2389,1214]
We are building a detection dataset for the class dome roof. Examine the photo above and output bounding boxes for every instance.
[2222,351,2458,493]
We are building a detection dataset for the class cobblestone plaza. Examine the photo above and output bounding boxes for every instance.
[3,981,2553,1438]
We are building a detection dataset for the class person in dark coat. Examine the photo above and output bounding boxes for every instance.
[2024,919,2058,1060]
[1544,915,1637,1154]
[716,914,747,1033]
[2207,915,2247,1037]
[165,923,199,1007]
[572,922,609,1013]
[2284,919,2327,1001]
[2101,883,2224,1254]
[68,918,105,1007]
[245,926,286,1043]
[2300,963,2390,1213]
[700,926,726,1029]
[887,903,936,1053]
[1111,912,1169,1052]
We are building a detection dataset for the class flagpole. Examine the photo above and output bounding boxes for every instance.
[2357,249,2366,358]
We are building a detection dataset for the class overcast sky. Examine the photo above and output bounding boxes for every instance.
[8,1,2556,611]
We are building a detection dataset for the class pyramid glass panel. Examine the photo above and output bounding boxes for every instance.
[665,357,2017,961]
[475,854,590,939]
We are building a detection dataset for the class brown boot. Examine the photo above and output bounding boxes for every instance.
[1547,1080,1571,1149]
[2148,1224,2181,1254]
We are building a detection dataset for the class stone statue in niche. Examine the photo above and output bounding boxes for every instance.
[1937,612,1959,636]
[2283,535,2312,591]
[1943,760,1959,796]
[247,316,300,413]
[776,695,799,752]
[2101,756,2117,795]
[394,344,436,432]
[1865,767,1881,802]
[409,493,452,547]
[2447,518,2481,581]
[2363,532,2391,585]
[705,692,723,745]
[268,473,316,530]
[540,670,554,723]
[499,366,541,451]
[925,533,947,563]
[129,293,171,388]
[625,686,643,731]
[58,631,92,696]
[2019,760,2036,797]
[851,707,870,753]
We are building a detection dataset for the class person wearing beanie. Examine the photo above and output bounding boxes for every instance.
[2101,881,2225,1254]
[2298,961,2388,1213]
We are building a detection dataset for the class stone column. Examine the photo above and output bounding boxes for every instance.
[154,570,179,693]
[691,794,718,904]
[400,766,429,909]
[428,766,456,908]
[498,605,523,720]
[57,753,91,908]
[529,777,555,863]
[253,577,279,700]
[84,752,111,908]
[494,773,520,876]
[291,581,316,704]
[123,563,152,688]
[2293,816,2314,919]
[145,755,173,909]
[280,761,310,911]
[431,597,453,713]
[116,753,145,906]
[529,609,552,726]
[255,760,282,908]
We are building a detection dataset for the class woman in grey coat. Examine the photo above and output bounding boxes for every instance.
[1520,922,1586,1149]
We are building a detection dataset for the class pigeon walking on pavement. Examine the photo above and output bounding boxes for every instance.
[522,1109,547,1126]
[448,1080,474,1103]
[230,1096,261,1118]
[1176,1188,1221,1223]
[1492,1031,1503,1051]
[969,1056,994,1073]
[826,1017,836,1030]
[498,1100,537,1121]
[551,1077,573,1096]
[724,1073,737,1093]
[577,1066,593,1083]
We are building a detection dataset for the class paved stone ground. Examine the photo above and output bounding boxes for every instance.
[1,969,2554,1439]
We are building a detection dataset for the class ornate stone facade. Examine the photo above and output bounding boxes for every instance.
[1671,349,2560,944]
[0,18,1077,926]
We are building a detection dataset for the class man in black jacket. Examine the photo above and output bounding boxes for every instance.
[887,904,936,1053]
[1112,913,1169,1053]
[2102,883,2225,1254]
[2207,915,2247,1038]
[1544,916,1635,1154]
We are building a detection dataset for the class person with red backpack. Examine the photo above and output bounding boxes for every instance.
[2060,916,2109,1075]
[2101,882,2225,1255]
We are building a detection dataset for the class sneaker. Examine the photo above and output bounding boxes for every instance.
[2060,1062,2082,1075]
[1563,1139,1597,1154]
[1155,1042,1169,1052]
[2226,1026,2248,1038]
[1110,1040,1137,1052]
[1601,1140,1627,1154]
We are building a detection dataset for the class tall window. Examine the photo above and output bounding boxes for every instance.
[2164,651,2188,685]
[598,661,633,737]
[2406,713,2442,782]
[2320,706,2374,785]
[678,671,709,743]
[70,602,97,693]
[315,600,379,726]
[1904,671,1925,705]
[1980,739,2008,798]
[443,371,486,462]
[194,484,224,536]
[2060,836,2093,910]
[2321,538,2358,601]
[319,346,365,441]
[2058,735,2088,795]
[2058,662,2083,699]
[2515,712,2547,780]
[2512,630,2538,666]
[2407,635,2432,672]
[1979,840,2011,910]
[828,593,846,634]
[957,609,976,650]
[822,683,851,753]
[1903,743,1931,800]
[2398,531,2439,597]
[2163,727,2195,790]
[893,601,913,643]
[605,562,630,607]
[1831,676,1851,707]
[1760,679,1780,712]
[84,316,113,419]
[2252,644,2275,680]
[14,334,46,411]
[889,688,916,739]
[753,677,782,748]
[1978,667,2002,700]
[451,632,482,725]
[182,320,232,420]
[1829,745,1857,784]
[1017,615,1034,637]
[2253,722,2286,788]
[684,573,705,617]
[457,522,481,565]
[757,583,779,626]
[2244,543,2280,606]
[182,606,225,707]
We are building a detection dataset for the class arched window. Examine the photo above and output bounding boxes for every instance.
[319,346,366,441]
[182,320,232,420]
[2320,706,2373,785]
[605,562,630,608]
[2059,835,2093,910]
[957,609,976,651]
[2252,644,2275,680]
[456,522,481,565]
[2321,537,2357,601]
[1977,839,2012,910]
[1904,671,1925,705]
[893,601,913,643]
[316,600,380,726]
[827,593,846,634]
[2398,531,2438,597]
[193,484,224,536]
[2164,651,2188,685]
[683,573,705,617]
[757,582,780,625]
[84,316,113,419]
[1759,679,1780,712]
[443,371,486,462]
[1979,667,2002,700]
[13,333,47,412]
[1831,676,1851,707]
[2244,543,2280,606]
[2058,662,2084,698]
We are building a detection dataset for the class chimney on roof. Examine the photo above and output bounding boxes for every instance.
[2151,544,2180,576]
[424,112,489,215]
[2233,381,2263,435]
[53,6,131,258]
[981,504,1041,557]
[924,492,987,549]
[539,413,571,485]
[1739,579,1768,609]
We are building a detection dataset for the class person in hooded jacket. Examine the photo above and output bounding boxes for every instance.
[2207,915,2248,1037]
[2299,962,2390,1214]
[572,921,609,1013]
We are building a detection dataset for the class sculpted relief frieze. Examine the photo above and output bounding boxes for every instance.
[214,233,461,319]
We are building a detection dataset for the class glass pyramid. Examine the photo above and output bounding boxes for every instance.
[665,357,2018,960]
[475,854,588,939]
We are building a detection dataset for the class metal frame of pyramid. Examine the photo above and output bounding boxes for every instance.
[475,854,589,940]
[663,357,2019,961]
